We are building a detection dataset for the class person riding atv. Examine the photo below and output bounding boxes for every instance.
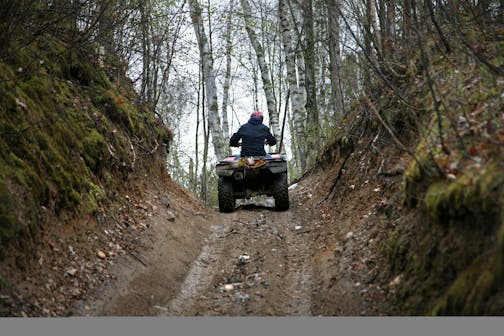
[229,111,276,157]
[215,110,289,213]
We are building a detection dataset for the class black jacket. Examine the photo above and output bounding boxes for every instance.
[229,117,277,157]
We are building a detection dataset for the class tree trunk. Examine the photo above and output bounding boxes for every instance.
[240,0,280,138]
[221,0,234,138]
[386,0,396,44]
[363,0,373,90]
[194,67,202,195]
[279,0,307,171]
[369,0,382,59]
[325,0,345,119]
[302,0,320,163]
[294,0,308,171]
[138,0,151,108]
[188,0,227,160]
[403,0,412,41]
[96,0,116,57]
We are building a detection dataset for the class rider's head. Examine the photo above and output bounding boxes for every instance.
[251,111,263,122]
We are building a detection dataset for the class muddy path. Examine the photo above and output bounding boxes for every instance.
[162,198,314,316]
[82,189,316,316]
[69,173,388,316]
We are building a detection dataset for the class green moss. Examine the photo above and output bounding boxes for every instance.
[0,31,171,252]
[92,89,134,131]
[82,181,106,215]
[403,149,440,208]
[385,230,400,262]
[19,76,54,111]
[0,181,17,245]
[425,164,504,228]
[81,129,106,173]
[62,48,107,87]
[432,252,503,315]
[397,166,504,314]
[432,269,473,315]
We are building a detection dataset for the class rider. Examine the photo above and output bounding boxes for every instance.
[229,111,277,157]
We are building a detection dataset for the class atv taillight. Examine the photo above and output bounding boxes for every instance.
[224,156,236,162]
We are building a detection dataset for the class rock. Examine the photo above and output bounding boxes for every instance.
[153,305,168,312]
[97,251,106,259]
[66,268,78,277]
[237,254,250,266]
[235,292,250,302]
[166,211,176,221]
[294,225,303,231]
[223,284,234,292]
[344,231,354,241]
[70,288,82,297]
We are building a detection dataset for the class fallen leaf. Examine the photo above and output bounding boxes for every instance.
[389,274,403,288]
[45,237,59,251]
[468,146,478,155]
[70,288,81,297]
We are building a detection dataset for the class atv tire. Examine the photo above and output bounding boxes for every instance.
[218,177,235,213]
[273,172,289,211]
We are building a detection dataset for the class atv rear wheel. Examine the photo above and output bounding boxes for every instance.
[273,172,289,211]
[218,177,235,213]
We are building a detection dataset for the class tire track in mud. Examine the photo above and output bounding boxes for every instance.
[163,219,232,315]
[162,201,314,316]
[281,210,313,315]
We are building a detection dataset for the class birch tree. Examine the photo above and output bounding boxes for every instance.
[325,0,345,118]
[221,0,235,138]
[301,0,320,163]
[279,0,307,171]
[240,0,280,138]
[188,0,228,160]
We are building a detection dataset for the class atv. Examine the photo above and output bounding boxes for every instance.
[215,153,289,213]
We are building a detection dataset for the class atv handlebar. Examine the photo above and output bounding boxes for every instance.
[234,140,273,147]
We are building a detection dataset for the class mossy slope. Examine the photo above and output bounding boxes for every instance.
[387,57,504,314]
[0,35,171,249]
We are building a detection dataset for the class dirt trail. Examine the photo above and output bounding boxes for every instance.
[80,188,317,316]
[161,197,315,316]
[69,159,393,316]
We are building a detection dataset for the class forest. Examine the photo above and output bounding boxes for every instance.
[0,0,503,317]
